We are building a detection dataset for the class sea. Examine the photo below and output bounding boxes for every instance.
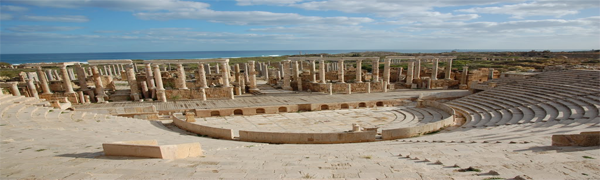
[0,49,588,65]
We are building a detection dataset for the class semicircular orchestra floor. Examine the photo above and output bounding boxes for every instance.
[192,107,399,135]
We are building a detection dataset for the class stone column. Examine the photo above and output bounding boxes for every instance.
[9,82,20,96]
[338,60,345,83]
[75,63,88,91]
[488,68,494,79]
[126,64,140,101]
[60,64,75,94]
[264,64,269,82]
[445,58,453,80]
[26,79,38,99]
[234,64,241,83]
[133,63,139,73]
[383,58,391,83]
[199,88,207,101]
[460,66,469,89]
[383,81,388,92]
[197,63,208,88]
[431,58,439,80]
[356,60,362,83]
[45,70,54,81]
[215,63,220,74]
[36,66,52,94]
[366,82,371,93]
[283,60,292,90]
[397,67,403,83]
[78,91,85,103]
[372,59,379,82]
[328,83,333,95]
[319,60,326,84]
[248,61,258,91]
[141,81,149,99]
[221,61,230,87]
[91,66,106,102]
[176,63,188,90]
[310,60,317,83]
[153,65,167,102]
[145,64,156,99]
[68,68,76,80]
[415,59,421,79]
[205,64,211,75]
[406,61,414,85]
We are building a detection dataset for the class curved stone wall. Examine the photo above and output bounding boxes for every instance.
[172,116,234,140]
[238,130,377,144]
[381,100,456,140]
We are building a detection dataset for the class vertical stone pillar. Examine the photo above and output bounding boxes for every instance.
[75,63,88,91]
[445,58,453,80]
[221,61,230,87]
[153,65,167,102]
[60,64,75,94]
[366,82,371,93]
[310,60,317,83]
[282,60,292,90]
[460,66,469,89]
[415,59,421,79]
[197,63,208,88]
[106,65,113,77]
[36,66,52,94]
[338,60,345,83]
[372,59,379,82]
[383,58,391,83]
[215,63,220,74]
[248,61,258,91]
[199,88,207,101]
[145,64,156,99]
[45,70,54,81]
[234,64,241,84]
[406,61,414,85]
[9,82,20,96]
[356,60,362,83]
[133,63,139,73]
[68,68,76,80]
[26,79,38,99]
[319,60,326,84]
[397,67,403,83]
[264,64,269,82]
[431,58,439,80]
[126,64,140,101]
[488,68,494,79]
[177,63,188,90]
[347,83,351,94]
[383,81,388,92]
[78,91,85,103]
[92,66,106,102]
[328,83,333,95]
[205,64,211,75]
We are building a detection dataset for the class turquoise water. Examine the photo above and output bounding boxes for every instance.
[0,49,585,64]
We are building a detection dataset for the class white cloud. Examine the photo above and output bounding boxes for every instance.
[20,15,89,22]
[0,13,13,20]
[5,0,209,11]
[135,10,373,25]
[236,0,303,6]
[1,5,29,12]
[456,0,600,18]
[6,25,83,32]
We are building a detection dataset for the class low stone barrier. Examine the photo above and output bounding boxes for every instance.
[381,100,456,140]
[102,140,202,159]
[172,115,234,140]
[238,130,377,144]
[552,131,600,147]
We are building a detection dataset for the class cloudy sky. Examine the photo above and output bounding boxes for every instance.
[1,0,599,54]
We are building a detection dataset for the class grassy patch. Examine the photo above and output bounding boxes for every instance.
[0,124,6,126]
[360,155,372,159]
[301,173,315,179]
[36,149,46,152]
[48,110,53,112]
[583,156,594,159]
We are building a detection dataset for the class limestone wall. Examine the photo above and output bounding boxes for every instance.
[552,131,600,147]
[381,100,456,140]
[102,140,203,159]
[172,116,234,140]
[238,130,377,144]
[193,100,401,117]
[163,87,232,100]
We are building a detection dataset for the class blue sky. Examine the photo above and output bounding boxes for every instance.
[1,0,599,54]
